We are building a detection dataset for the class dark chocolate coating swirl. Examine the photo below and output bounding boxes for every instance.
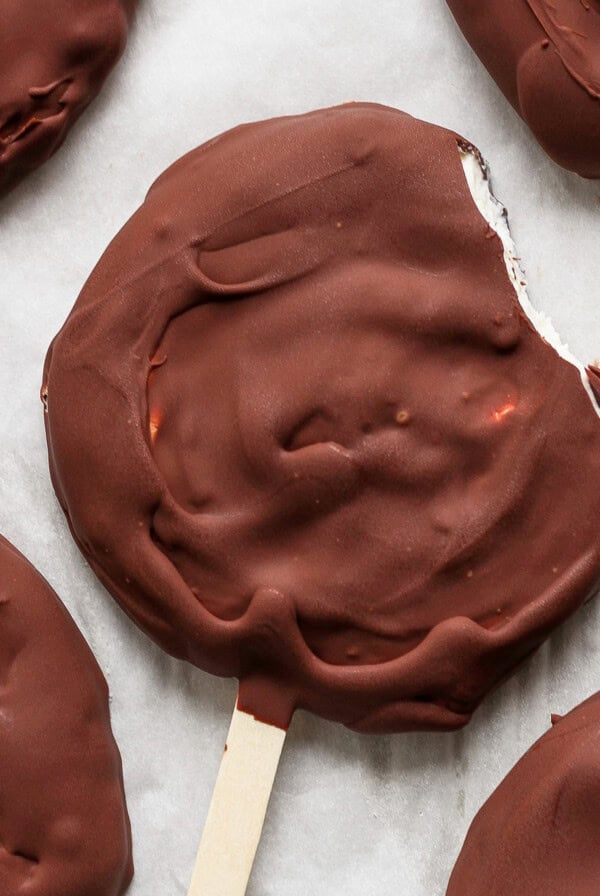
[0,0,135,197]
[446,0,600,178]
[447,691,600,896]
[43,104,600,732]
[0,535,132,896]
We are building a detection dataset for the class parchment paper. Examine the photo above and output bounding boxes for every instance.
[1,1,599,893]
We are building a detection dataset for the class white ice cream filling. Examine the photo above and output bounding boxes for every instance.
[459,146,598,415]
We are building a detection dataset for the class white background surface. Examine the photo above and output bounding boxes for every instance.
[1,1,600,893]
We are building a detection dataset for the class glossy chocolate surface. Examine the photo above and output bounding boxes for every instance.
[43,104,600,732]
[0,0,135,197]
[0,535,132,895]
[446,0,600,177]
[447,691,600,895]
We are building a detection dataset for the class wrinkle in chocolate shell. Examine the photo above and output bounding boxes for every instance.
[0,535,132,896]
[447,691,600,896]
[0,0,135,197]
[446,0,600,177]
[43,104,600,733]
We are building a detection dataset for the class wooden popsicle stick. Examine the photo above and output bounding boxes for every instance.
[187,700,287,896]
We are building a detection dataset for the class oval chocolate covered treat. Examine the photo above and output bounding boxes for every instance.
[43,103,600,733]
[446,0,600,177]
[0,0,135,197]
[447,691,600,896]
[0,535,132,895]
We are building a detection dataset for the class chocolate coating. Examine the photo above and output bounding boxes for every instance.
[43,104,600,732]
[446,0,600,177]
[0,535,132,895]
[447,691,600,896]
[587,364,600,404]
[0,0,135,197]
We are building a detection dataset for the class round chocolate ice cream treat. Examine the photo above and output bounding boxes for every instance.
[43,103,600,733]
[0,0,135,197]
[446,0,600,178]
[0,535,132,895]
[447,691,600,896]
